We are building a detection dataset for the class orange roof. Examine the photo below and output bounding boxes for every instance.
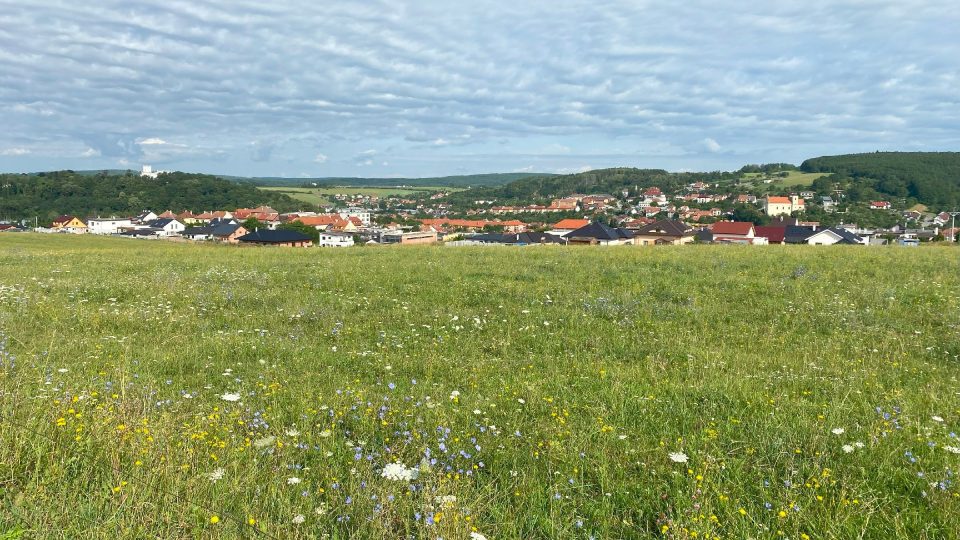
[553,219,590,230]
[500,220,525,226]
[767,196,791,204]
[297,215,347,227]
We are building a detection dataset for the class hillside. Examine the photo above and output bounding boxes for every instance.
[0,170,299,221]
[447,167,738,205]
[800,152,960,207]
[243,172,552,188]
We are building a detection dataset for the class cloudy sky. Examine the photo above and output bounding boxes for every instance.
[1,0,958,177]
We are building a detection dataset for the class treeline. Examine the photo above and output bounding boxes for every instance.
[236,172,551,188]
[0,170,299,221]
[801,152,960,208]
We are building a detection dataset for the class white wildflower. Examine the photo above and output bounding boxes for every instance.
[287,477,302,485]
[221,392,241,402]
[57,368,69,373]
[668,451,688,463]
[473,409,482,415]
[319,429,332,438]
[854,441,865,448]
[292,514,305,524]
[517,398,525,404]
[842,444,855,453]
[932,416,944,423]
[470,532,488,540]
[450,390,460,400]
[253,436,276,449]
[435,495,457,507]
[944,446,960,454]
[831,427,845,435]
[381,462,418,482]
[208,467,225,482]
[285,428,300,437]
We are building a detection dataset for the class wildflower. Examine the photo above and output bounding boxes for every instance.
[669,451,688,463]
[932,416,944,423]
[319,429,332,437]
[450,390,460,400]
[253,436,276,448]
[286,428,300,437]
[248,517,256,526]
[210,515,220,524]
[470,533,488,540]
[831,428,845,435]
[208,468,225,482]
[381,462,418,482]
[842,444,855,453]
[221,392,241,402]
[943,446,960,454]
[292,514,306,524]
[288,477,302,485]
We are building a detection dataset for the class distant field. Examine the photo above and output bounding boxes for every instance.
[1,235,958,539]
[259,186,460,206]
[742,171,825,188]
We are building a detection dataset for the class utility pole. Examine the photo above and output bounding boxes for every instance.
[950,210,960,242]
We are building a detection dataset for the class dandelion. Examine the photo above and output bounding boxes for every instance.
[221,392,241,402]
[831,427,845,435]
[210,515,220,524]
[669,451,688,463]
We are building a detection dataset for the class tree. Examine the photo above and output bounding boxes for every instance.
[243,217,266,231]
[731,204,769,226]
[278,221,320,242]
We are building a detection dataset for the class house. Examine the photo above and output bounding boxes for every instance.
[754,226,787,245]
[380,230,437,245]
[87,217,133,235]
[317,231,355,247]
[564,222,635,245]
[870,201,891,210]
[933,212,952,226]
[821,196,836,212]
[143,218,185,237]
[212,223,247,244]
[460,232,567,246]
[157,210,177,219]
[182,226,215,241]
[547,218,590,236]
[901,210,922,221]
[631,219,695,245]
[134,211,158,224]
[763,196,805,217]
[51,215,87,234]
[237,229,313,247]
[782,226,861,245]
[711,221,767,244]
[499,220,528,233]
[735,194,757,204]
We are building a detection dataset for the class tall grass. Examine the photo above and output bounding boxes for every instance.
[1,235,958,538]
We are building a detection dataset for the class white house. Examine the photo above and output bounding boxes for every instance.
[142,218,185,237]
[140,165,169,179]
[87,218,133,235]
[341,207,373,226]
[316,231,355,247]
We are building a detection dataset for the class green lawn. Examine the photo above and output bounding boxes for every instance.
[260,186,461,207]
[1,235,958,539]
[741,171,825,188]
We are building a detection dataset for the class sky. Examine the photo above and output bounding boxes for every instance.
[1,0,958,178]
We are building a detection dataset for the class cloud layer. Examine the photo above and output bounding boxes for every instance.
[1,0,958,176]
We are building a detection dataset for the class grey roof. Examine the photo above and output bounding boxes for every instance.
[564,221,634,241]
[145,218,177,228]
[784,226,816,244]
[469,232,567,245]
[633,219,692,237]
[183,226,214,236]
[212,223,242,237]
[237,229,312,244]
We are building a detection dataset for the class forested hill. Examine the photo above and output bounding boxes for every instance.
[0,171,299,221]
[447,167,738,204]
[800,152,960,207]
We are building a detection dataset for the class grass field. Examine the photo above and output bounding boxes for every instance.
[259,186,459,207]
[742,172,825,188]
[1,235,959,539]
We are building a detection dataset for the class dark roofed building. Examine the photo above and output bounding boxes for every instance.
[237,229,312,247]
[564,221,635,245]
[755,226,787,244]
[632,219,695,245]
[469,232,567,245]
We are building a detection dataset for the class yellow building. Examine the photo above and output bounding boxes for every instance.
[51,215,87,233]
[763,196,805,217]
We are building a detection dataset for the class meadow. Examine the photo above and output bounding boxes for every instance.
[0,235,958,539]
[741,172,825,188]
[259,186,458,207]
